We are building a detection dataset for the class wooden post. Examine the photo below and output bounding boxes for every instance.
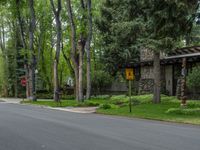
[181,57,187,106]
[129,80,132,113]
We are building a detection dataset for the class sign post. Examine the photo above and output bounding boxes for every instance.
[125,68,135,113]
[21,78,26,87]
[20,77,26,102]
[129,80,132,113]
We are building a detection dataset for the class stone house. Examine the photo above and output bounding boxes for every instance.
[136,46,200,98]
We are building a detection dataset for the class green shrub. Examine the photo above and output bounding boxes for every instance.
[91,95,111,99]
[166,108,200,115]
[36,92,75,100]
[91,70,113,94]
[61,95,75,100]
[99,104,112,109]
[113,100,127,106]
[86,102,100,107]
[187,102,200,108]
[132,94,152,104]
[76,101,100,107]
[110,95,127,101]
[132,99,141,106]
[187,66,200,89]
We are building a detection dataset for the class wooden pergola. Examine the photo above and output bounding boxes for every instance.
[138,46,200,105]
[168,46,200,56]
[166,46,200,106]
[139,46,200,66]
[164,46,200,64]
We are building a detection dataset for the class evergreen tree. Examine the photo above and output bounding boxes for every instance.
[142,0,198,103]
[97,0,144,75]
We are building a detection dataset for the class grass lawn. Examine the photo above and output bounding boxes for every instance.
[21,98,107,107]
[21,94,200,125]
[97,95,200,125]
[21,100,77,107]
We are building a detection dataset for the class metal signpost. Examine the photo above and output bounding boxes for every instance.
[125,68,135,113]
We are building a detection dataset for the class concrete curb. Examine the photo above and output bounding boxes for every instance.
[0,98,98,114]
[48,107,98,114]
[20,103,98,114]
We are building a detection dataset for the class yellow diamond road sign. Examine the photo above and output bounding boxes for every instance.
[126,68,135,80]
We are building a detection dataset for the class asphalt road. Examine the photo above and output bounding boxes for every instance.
[0,103,200,150]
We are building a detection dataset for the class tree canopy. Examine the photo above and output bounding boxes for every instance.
[0,0,199,102]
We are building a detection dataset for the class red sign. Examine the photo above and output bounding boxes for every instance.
[21,78,26,87]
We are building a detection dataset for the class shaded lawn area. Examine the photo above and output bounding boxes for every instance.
[97,102,200,125]
[21,94,200,125]
[97,95,200,125]
[22,100,78,107]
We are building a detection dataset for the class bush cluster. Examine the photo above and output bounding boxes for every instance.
[187,66,200,89]
[166,108,200,115]
[99,104,112,109]
[76,102,100,107]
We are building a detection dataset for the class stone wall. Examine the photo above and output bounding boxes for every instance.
[139,66,154,94]
[139,79,154,94]
[140,48,167,62]
[110,81,128,92]
[140,48,154,62]
[139,65,166,94]
[165,65,173,95]
[140,66,154,79]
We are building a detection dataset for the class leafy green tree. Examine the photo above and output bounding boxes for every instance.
[50,0,62,102]
[66,0,93,102]
[0,0,27,97]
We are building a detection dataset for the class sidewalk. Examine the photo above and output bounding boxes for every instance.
[49,107,98,114]
[0,97,98,114]
[0,98,22,104]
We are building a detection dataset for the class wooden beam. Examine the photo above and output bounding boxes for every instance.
[181,57,187,106]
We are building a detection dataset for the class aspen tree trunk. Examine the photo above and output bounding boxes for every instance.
[78,38,85,102]
[28,0,36,101]
[50,0,62,102]
[0,18,8,97]
[86,0,92,99]
[53,60,59,101]
[66,0,79,101]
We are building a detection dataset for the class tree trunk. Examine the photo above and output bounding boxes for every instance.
[61,43,75,77]
[28,0,36,101]
[153,51,161,103]
[74,65,79,100]
[78,39,84,102]
[0,20,5,52]
[66,0,79,101]
[49,28,54,91]
[50,0,62,102]
[25,65,30,98]
[0,18,8,97]
[86,0,92,99]
[53,60,60,101]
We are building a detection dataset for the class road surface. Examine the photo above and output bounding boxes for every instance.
[0,102,199,150]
